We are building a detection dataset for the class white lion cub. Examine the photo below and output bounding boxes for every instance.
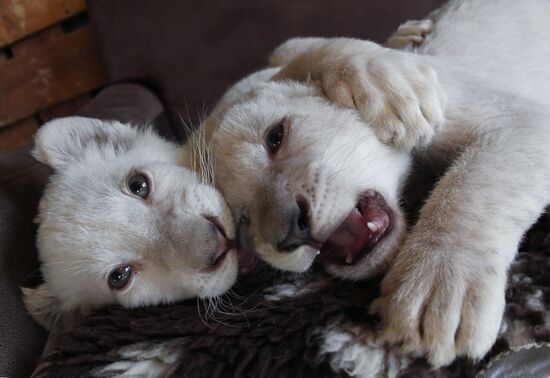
[207,0,550,368]
[24,116,238,330]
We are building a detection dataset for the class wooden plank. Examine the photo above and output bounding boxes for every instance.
[0,0,86,47]
[0,24,107,127]
[38,93,91,123]
[0,116,39,153]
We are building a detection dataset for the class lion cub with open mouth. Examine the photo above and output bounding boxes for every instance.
[206,0,550,368]
[24,116,239,330]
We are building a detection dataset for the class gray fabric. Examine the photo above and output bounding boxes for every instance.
[480,344,550,378]
[77,83,172,138]
[0,147,51,378]
[87,0,446,141]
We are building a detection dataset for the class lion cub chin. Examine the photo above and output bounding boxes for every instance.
[23,116,238,330]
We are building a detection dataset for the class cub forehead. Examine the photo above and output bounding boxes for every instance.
[218,79,323,127]
[126,131,181,163]
[53,138,181,193]
[218,95,361,154]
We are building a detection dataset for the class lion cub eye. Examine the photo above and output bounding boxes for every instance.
[108,265,133,290]
[266,123,284,154]
[128,173,150,199]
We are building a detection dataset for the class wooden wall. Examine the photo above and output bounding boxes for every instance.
[0,0,107,153]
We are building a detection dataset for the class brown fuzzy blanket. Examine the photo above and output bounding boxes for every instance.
[33,212,550,377]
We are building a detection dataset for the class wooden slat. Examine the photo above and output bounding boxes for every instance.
[0,116,39,152]
[38,93,91,123]
[0,24,107,127]
[0,0,86,47]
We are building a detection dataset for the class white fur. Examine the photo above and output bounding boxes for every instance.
[318,322,410,378]
[25,117,238,329]
[206,0,550,367]
[209,78,409,274]
[95,341,181,377]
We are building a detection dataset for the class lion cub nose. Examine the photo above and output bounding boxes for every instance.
[277,196,320,252]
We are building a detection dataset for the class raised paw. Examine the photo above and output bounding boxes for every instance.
[384,19,434,49]
[322,49,445,150]
[371,249,506,367]
[272,38,446,149]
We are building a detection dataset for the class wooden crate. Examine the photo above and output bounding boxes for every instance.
[0,0,86,47]
[0,0,107,153]
[0,116,39,152]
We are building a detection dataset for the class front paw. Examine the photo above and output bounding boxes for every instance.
[272,38,446,150]
[371,250,506,367]
[321,48,446,150]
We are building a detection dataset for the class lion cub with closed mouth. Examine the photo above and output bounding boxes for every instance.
[24,116,240,330]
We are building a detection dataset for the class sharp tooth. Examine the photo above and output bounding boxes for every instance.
[367,222,378,232]
[345,254,353,264]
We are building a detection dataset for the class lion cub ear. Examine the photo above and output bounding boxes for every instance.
[22,284,62,331]
[32,116,139,171]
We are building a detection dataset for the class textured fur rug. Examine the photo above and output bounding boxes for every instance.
[33,211,550,377]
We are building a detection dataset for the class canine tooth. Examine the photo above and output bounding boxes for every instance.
[367,222,378,232]
[345,254,353,264]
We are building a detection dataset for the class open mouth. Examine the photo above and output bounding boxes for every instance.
[320,189,393,266]
[202,216,236,273]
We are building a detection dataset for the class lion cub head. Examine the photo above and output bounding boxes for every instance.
[206,69,411,280]
[24,117,238,329]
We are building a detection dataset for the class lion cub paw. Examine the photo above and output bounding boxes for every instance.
[371,254,506,367]
[385,19,434,49]
[272,37,446,149]
[321,49,445,150]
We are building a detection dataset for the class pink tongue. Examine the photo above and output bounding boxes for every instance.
[325,207,390,261]
[237,248,257,274]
